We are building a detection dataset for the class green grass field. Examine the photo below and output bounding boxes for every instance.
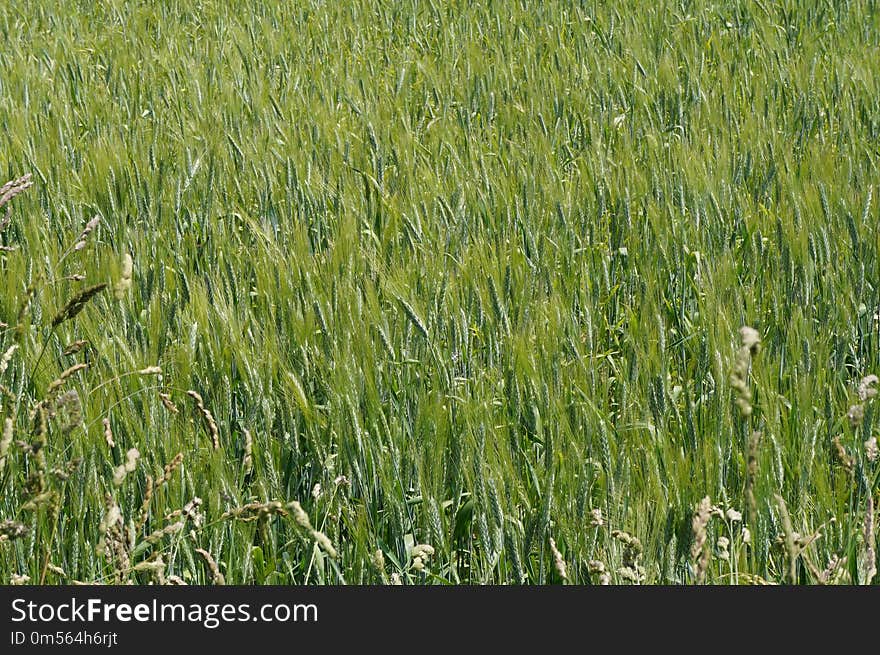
[1,0,879,585]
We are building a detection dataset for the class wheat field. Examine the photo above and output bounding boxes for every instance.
[1,0,879,585]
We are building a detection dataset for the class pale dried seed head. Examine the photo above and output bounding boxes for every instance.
[549,537,568,581]
[863,494,876,585]
[691,496,713,583]
[186,390,219,449]
[242,429,253,475]
[865,438,879,463]
[0,417,12,473]
[133,557,166,585]
[46,363,89,396]
[832,436,855,474]
[287,501,338,558]
[0,519,28,541]
[156,452,184,486]
[731,327,760,417]
[289,501,313,531]
[124,448,140,472]
[102,418,115,449]
[81,215,100,235]
[858,375,879,401]
[113,448,138,485]
[115,253,133,299]
[848,404,866,428]
[196,548,225,585]
[112,465,128,487]
[51,284,107,328]
[144,521,184,545]
[63,340,88,356]
[135,475,154,534]
[47,563,66,578]
[739,326,761,352]
[411,544,435,560]
[0,344,18,375]
[0,174,33,211]
[312,531,338,559]
[158,392,179,414]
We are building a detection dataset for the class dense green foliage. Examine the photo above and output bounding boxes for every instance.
[1,0,880,584]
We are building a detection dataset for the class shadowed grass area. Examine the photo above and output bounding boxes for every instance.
[1,0,879,584]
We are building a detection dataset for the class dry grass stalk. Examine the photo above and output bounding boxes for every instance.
[0,344,17,375]
[774,494,798,584]
[158,392,179,414]
[0,417,12,474]
[863,493,876,585]
[691,496,712,583]
[155,452,184,486]
[858,375,879,401]
[58,216,101,264]
[115,253,133,298]
[56,389,82,433]
[242,428,253,475]
[288,501,338,559]
[76,216,100,240]
[133,557,166,585]
[62,339,88,356]
[819,555,847,585]
[746,430,762,525]
[96,496,130,581]
[222,500,287,523]
[143,520,184,545]
[135,475,154,533]
[112,448,140,486]
[46,362,89,396]
[51,283,108,327]
[832,435,855,475]
[102,418,115,448]
[611,529,644,583]
[0,174,32,220]
[21,491,56,512]
[196,548,225,584]
[0,519,28,542]
[865,438,879,463]
[588,560,611,585]
[46,563,67,579]
[49,457,82,481]
[548,537,568,581]
[186,390,219,449]
[730,326,760,417]
[165,497,204,528]
[847,375,878,429]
